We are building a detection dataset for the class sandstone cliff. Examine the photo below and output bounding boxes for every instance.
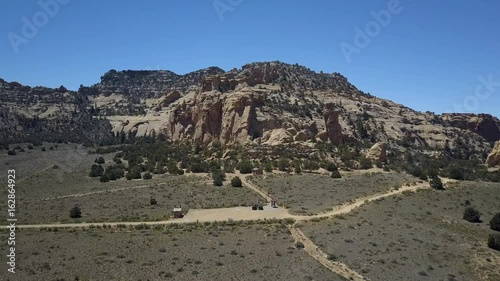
[1,61,499,163]
[442,113,500,142]
[487,141,500,167]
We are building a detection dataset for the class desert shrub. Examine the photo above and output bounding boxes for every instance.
[150,197,157,206]
[239,160,254,174]
[177,169,184,175]
[488,233,500,251]
[448,167,464,180]
[263,162,273,173]
[41,147,46,151]
[142,172,152,180]
[69,205,82,218]
[359,156,372,169]
[330,170,342,178]
[89,164,104,177]
[27,145,33,150]
[95,156,105,164]
[407,165,425,179]
[223,161,235,173]
[213,177,223,186]
[99,173,110,182]
[295,241,305,249]
[166,160,179,174]
[7,150,15,156]
[463,207,481,223]
[325,161,338,172]
[277,158,290,171]
[144,160,155,172]
[303,160,319,172]
[231,176,242,187]
[212,170,226,186]
[189,161,208,173]
[208,159,221,172]
[126,166,142,180]
[427,168,438,178]
[490,213,500,231]
[429,175,444,190]
[487,171,500,182]
[154,164,166,174]
[103,164,125,180]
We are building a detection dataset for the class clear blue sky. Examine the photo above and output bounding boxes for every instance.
[1,0,499,117]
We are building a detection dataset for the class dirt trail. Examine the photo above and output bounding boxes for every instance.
[30,173,209,202]
[295,180,430,220]
[237,173,273,202]
[289,226,368,281]
[28,182,169,202]
[17,163,53,184]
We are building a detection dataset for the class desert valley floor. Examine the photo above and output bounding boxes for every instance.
[1,144,499,281]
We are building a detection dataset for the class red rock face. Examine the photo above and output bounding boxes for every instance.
[167,92,260,145]
[443,113,500,142]
[323,104,343,146]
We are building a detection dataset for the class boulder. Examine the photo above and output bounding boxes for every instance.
[287,127,298,136]
[366,142,388,163]
[262,128,293,145]
[486,141,500,166]
[315,130,329,142]
[159,90,181,107]
[295,130,310,142]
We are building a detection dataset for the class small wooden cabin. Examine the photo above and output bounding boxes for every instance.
[252,167,263,176]
[172,207,183,218]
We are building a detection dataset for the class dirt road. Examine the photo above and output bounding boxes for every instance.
[289,226,368,281]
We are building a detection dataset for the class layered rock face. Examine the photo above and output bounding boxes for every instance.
[167,92,260,145]
[0,79,113,144]
[323,104,343,146]
[238,62,281,86]
[201,75,240,93]
[487,141,500,166]
[443,113,500,142]
[1,61,499,161]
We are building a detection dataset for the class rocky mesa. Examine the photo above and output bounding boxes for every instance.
[1,61,499,164]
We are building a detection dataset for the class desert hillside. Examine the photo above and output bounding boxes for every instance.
[1,61,499,167]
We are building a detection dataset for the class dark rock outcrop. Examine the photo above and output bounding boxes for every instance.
[442,113,500,142]
[323,104,343,146]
